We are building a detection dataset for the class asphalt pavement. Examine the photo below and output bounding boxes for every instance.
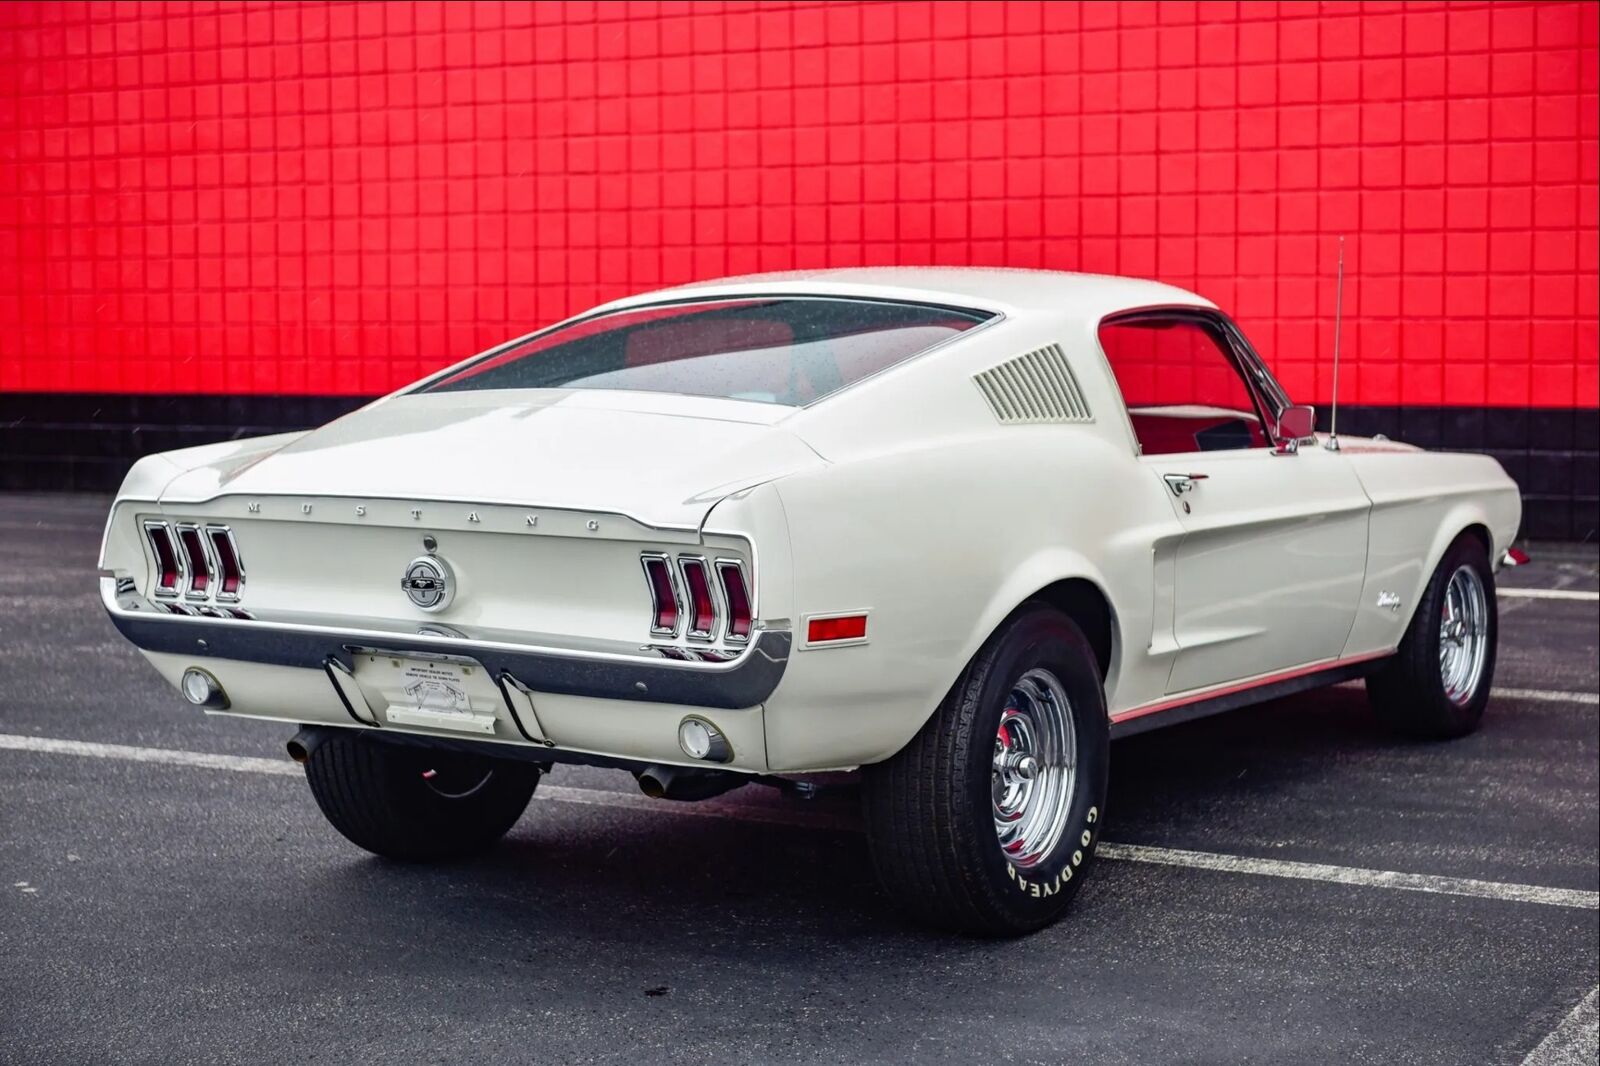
[1,493,1596,1065]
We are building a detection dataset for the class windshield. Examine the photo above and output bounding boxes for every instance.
[420,297,995,405]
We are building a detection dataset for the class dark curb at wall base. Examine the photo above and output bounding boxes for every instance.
[1,393,1595,543]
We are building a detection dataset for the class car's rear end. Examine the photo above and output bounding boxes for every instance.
[99,288,1002,778]
[98,403,807,775]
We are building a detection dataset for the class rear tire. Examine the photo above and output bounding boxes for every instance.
[1367,535,1498,739]
[303,730,540,861]
[862,605,1110,936]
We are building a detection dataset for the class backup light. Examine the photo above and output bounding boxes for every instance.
[678,717,731,763]
[180,667,229,710]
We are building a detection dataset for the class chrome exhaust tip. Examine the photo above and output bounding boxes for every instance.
[635,764,745,802]
[637,767,670,799]
[286,725,335,765]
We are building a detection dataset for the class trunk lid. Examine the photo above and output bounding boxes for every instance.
[161,389,823,529]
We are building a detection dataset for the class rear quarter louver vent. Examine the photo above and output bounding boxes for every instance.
[973,343,1093,424]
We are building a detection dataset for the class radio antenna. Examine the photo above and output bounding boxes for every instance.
[1325,235,1345,452]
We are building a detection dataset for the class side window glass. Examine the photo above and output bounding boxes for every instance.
[1097,317,1269,456]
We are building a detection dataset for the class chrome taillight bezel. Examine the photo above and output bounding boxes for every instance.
[640,552,683,638]
[205,524,245,602]
[714,558,753,644]
[143,520,185,599]
[676,555,718,642]
[174,522,215,601]
[141,518,246,609]
[641,549,755,646]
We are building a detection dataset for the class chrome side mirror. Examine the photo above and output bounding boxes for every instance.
[1273,404,1315,455]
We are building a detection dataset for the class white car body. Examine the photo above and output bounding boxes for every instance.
[100,268,1522,777]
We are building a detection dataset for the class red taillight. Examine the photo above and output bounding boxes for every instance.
[679,558,716,638]
[643,551,754,644]
[717,561,752,642]
[144,522,181,596]
[807,614,867,644]
[176,525,211,597]
[642,555,679,635]
[207,526,242,599]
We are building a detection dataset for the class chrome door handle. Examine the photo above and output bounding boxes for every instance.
[1163,473,1209,496]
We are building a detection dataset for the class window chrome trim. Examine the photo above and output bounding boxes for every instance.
[1215,313,1291,425]
[410,293,1004,410]
[1094,305,1292,458]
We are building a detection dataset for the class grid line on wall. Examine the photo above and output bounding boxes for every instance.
[0,0,1594,408]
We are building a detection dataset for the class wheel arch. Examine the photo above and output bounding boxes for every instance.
[961,549,1126,709]
[1458,521,1492,557]
[1026,577,1116,684]
[1394,509,1499,636]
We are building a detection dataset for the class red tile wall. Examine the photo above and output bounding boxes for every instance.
[0,0,1595,407]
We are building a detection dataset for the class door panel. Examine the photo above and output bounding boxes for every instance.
[1156,446,1370,693]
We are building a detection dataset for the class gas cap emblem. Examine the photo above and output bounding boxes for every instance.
[401,555,454,612]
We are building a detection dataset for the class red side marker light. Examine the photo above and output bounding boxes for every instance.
[807,614,867,644]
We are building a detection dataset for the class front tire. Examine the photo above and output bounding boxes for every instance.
[303,730,541,861]
[1367,535,1498,739]
[862,606,1110,936]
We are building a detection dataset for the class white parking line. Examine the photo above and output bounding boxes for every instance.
[3,731,1597,912]
[1096,843,1597,910]
[0,733,299,776]
[1521,986,1599,1066]
[1494,687,1599,707]
[1335,682,1597,707]
[1499,588,1600,602]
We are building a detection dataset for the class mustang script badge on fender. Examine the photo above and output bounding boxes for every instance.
[401,555,454,612]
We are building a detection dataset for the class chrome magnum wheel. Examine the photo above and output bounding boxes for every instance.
[1438,565,1489,705]
[1369,535,1498,739]
[993,669,1078,869]
[863,605,1110,936]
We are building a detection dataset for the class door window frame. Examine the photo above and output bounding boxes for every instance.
[1093,306,1296,459]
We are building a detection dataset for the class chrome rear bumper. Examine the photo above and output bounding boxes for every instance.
[101,577,789,710]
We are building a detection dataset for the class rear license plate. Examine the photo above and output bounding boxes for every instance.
[355,652,499,735]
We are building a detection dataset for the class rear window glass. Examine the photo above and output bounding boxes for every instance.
[420,297,994,405]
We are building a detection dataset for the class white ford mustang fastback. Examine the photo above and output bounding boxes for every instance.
[101,268,1521,934]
